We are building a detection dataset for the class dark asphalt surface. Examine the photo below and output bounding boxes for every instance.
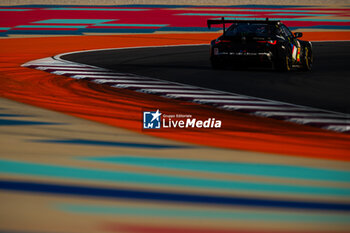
[62,42,350,113]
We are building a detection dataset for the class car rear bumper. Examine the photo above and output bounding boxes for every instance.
[211,51,274,66]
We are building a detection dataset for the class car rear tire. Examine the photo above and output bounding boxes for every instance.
[301,46,313,71]
[275,48,292,72]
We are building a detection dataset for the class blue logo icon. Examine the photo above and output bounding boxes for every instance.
[143,109,162,129]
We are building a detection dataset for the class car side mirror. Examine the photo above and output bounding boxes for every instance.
[294,32,303,38]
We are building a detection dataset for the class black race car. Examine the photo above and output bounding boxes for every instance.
[208,18,313,71]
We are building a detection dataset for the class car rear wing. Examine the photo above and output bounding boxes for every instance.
[207,17,280,35]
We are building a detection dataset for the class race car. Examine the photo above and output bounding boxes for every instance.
[208,18,313,71]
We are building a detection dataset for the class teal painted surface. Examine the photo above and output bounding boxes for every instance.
[16,25,87,28]
[226,9,328,13]
[271,13,328,16]
[0,9,31,11]
[179,13,252,17]
[95,23,168,27]
[82,156,350,183]
[45,8,148,11]
[0,159,350,197]
[57,203,350,223]
[0,27,11,30]
[34,19,116,24]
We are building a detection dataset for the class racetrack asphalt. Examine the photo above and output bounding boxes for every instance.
[62,42,350,114]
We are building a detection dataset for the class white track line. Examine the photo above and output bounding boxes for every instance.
[254,111,346,118]
[72,75,139,79]
[288,118,349,124]
[325,125,350,132]
[21,57,88,67]
[52,71,120,75]
[193,99,282,105]
[222,105,315,111]
[92,79,166,84]
[139,89,218,94]
[165,94,251,99]
[37,66,105,71]
[111,84,195,89]
[92,79,164,84]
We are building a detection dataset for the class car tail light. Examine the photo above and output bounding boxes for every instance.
[215,39,231,44]
[257,40,276,45]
